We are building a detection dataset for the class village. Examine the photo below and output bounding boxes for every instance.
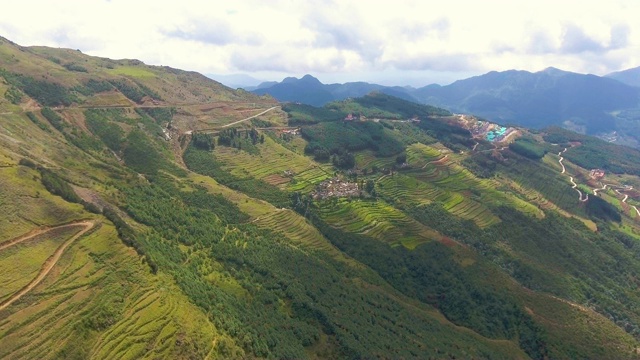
[451,114,517,143]
[311,177,361,200]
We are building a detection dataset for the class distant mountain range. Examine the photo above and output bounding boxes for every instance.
[251,67,640,146]
[606,67,640,87]
[250,74,416,106]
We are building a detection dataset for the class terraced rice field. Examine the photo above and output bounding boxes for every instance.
[317,199,441,249]
[502,156,584,215]
[355,150,396,170]
[287,165,332,193]
[0,224,221,360]
[405,143,446,167]
[402,169,524,228]
[377,174,438,206]
[503,178,565,214]
[255,209,342,256]
[368,143,546,226]
[212,136,331,192]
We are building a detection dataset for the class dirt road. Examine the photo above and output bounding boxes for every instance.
[221,106,278,128]
[0,220,95,311]
[185,106,279,135]
[557,148,588,202]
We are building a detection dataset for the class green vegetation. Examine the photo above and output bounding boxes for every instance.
[25,112,50,132]
[4,86,22,104]
[510,137,547,159]
[415,118,474,151]
[586,195,622,222]
[191,133,215,150]
[108,79,158,103]
[74,79,113,96]
[327,92,452,119]
[0,68,76,106]
[312,215,548,359]
[39,168,82,203]
[217,127,262,154]
[63,63,88,72]
[140,106,174,123]
[184,146,290,208]
[282,102,346,124]
[544,126,640,175]
[40,107,65,131]
[301,121,404,157]
[122,130,179,175]
[85,109,124,151]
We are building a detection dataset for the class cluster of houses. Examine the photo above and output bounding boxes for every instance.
[590,169,606,179]
[311,177,360,200]
[344,113,362,121]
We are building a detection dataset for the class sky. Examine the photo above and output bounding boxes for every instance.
[1,0,639,87]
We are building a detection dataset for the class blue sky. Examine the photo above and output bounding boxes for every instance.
[1,0,638,87]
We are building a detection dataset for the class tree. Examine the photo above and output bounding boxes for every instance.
[365,180,376,196]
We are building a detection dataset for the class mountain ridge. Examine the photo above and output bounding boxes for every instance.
[607,66,640,87]
[254,68,640,147]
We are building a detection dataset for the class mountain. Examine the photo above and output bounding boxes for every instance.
[253,69,640,149]
[207,73,265,89]
[607,66,640,87]
[413,67,640,133]
[251,74,416,106]
[4,36,640,359]
[251,80,278,90]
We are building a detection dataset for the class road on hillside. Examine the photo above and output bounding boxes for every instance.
[556,148,640,213]
[184,106,279,135]
[220,106,278,128]
[557,147,588,202]
[0,220,95,311]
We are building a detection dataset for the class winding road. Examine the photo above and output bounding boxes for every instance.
[613,186,640,216]
[557,147,640,215]
[0,220,95,311]
[593,184,607,196]
[557,148,588,202]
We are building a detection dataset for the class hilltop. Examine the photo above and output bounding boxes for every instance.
[607,66,640,87]
[3,37,640,359]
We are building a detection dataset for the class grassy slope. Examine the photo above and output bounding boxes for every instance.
[0,222,234,360]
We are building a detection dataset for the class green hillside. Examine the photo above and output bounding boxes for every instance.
[3,37,640,359]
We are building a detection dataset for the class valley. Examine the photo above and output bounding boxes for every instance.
[3,36,640,359]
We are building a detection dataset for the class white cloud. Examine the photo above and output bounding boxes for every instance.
[0,0,638,85]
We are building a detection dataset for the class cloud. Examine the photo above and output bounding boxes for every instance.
[162,18,264,46]
[560,24,606,54]
[305,11,384,64]
[609,24,630,49]
[526,30,557,54]
[397,18,450,42]
[0,0,638,83]
[228,46,357,74]
[388,54,475,72]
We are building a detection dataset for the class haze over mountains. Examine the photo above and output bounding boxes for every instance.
[247,66,640,147]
